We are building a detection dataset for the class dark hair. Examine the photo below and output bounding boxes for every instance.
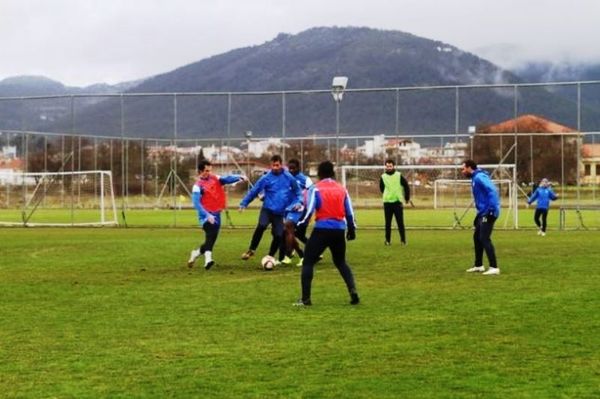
[197,159,212,171]
[270,154,282,163]
[463,159,477,169]
[317,161,335,179]
[385,159,395,166]
[287,158,300,169]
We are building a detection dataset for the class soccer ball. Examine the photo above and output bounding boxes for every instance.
[261,255,276,271]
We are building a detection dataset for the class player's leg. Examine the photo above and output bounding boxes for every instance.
[393,202,406,244]
[479,216,498,271]
[298,228,328,305]
[328,229,359,304]
[470,215,485,270]
[268,212,284,260]
[242,208,270,260]
[384,202,393,244]
[541,209,548,233]
[534,208,542,232]
[201,219,220,269]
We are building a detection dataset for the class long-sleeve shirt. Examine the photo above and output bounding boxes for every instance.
[192,174,243,225]
[527,186,557,210]
[470,169,501,218]
[239,170,302,215]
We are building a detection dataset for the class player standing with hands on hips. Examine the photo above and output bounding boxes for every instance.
[462,160,501,275]
[527,177,558,236]
[188,160,247,270]
[294,161,359,306]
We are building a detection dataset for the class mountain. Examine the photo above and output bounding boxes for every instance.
[3,27,599,138]
[0,75,144,130]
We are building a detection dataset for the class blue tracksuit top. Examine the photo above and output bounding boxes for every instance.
[471,169,501,218]
[240,169,302,215]
[527,187,557,210]
[285,172,312,211]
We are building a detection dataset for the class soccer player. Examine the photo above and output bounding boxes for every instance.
[527,177,558,236]
[379,159,410,246]
[282,158,312,265]
[239,155,302,261]
[294,160,359,306]
[462,159,501,275]
[188,160,247,270]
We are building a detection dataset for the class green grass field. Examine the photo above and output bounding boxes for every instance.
[1,224,599,398]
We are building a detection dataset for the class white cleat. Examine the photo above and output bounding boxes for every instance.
[187,249,201,268]
[537,229,542,235]
[482,267,500,275]
[540,232,546,237]
[466,266,485,273]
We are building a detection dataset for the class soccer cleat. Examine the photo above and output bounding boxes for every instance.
[293,298,312,306]
[483,267,500,275]
[466,266,485,273]
[541,232,546,237]
[241,249,255,260]
[537,229,542,235]
[204,260,215,270]
[296,258,303,267]
[350,293,360,305]
[281,256,292,265]
[401,241,407,246]
[384,241,391,246]
[187,249,201,268]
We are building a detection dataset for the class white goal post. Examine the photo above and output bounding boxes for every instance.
[0,170,118,227]
[340,163,519,228]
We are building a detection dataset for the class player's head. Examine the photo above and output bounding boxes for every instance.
[287,158,300,175]
[541,177,549,187]
[461,159,477,177]
[197,160,212,177]
[317,161,335,180]
[270,155,283,175]
[384,159,395,173]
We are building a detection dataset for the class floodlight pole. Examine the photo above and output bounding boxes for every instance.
[331,76,348,167]
[335,100,340,166]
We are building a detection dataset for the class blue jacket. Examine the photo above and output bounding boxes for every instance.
[527,186,557,210]
[240,170,302,215]
[471,169,501,218]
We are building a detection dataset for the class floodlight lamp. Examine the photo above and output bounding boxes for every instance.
[331,76,348,102]
[244,130,253,139]
[468,125,477,134]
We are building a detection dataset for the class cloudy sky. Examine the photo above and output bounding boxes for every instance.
[1,0,599,86]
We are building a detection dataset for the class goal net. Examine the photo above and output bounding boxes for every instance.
[0,170,118,226]
[434,179,513,209]
[340,164,518,228]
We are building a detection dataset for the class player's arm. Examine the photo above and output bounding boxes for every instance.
[344,191,357,240]
[298,185,319,226]
[191,185,208,221]
[527,189,538,204]
[219,174,246,185]
[483,179,499,216]
[239,174,266,208]
[400,175,410,202]
[379,176,385,193]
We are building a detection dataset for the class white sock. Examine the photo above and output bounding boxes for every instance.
[204,251,213,265]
